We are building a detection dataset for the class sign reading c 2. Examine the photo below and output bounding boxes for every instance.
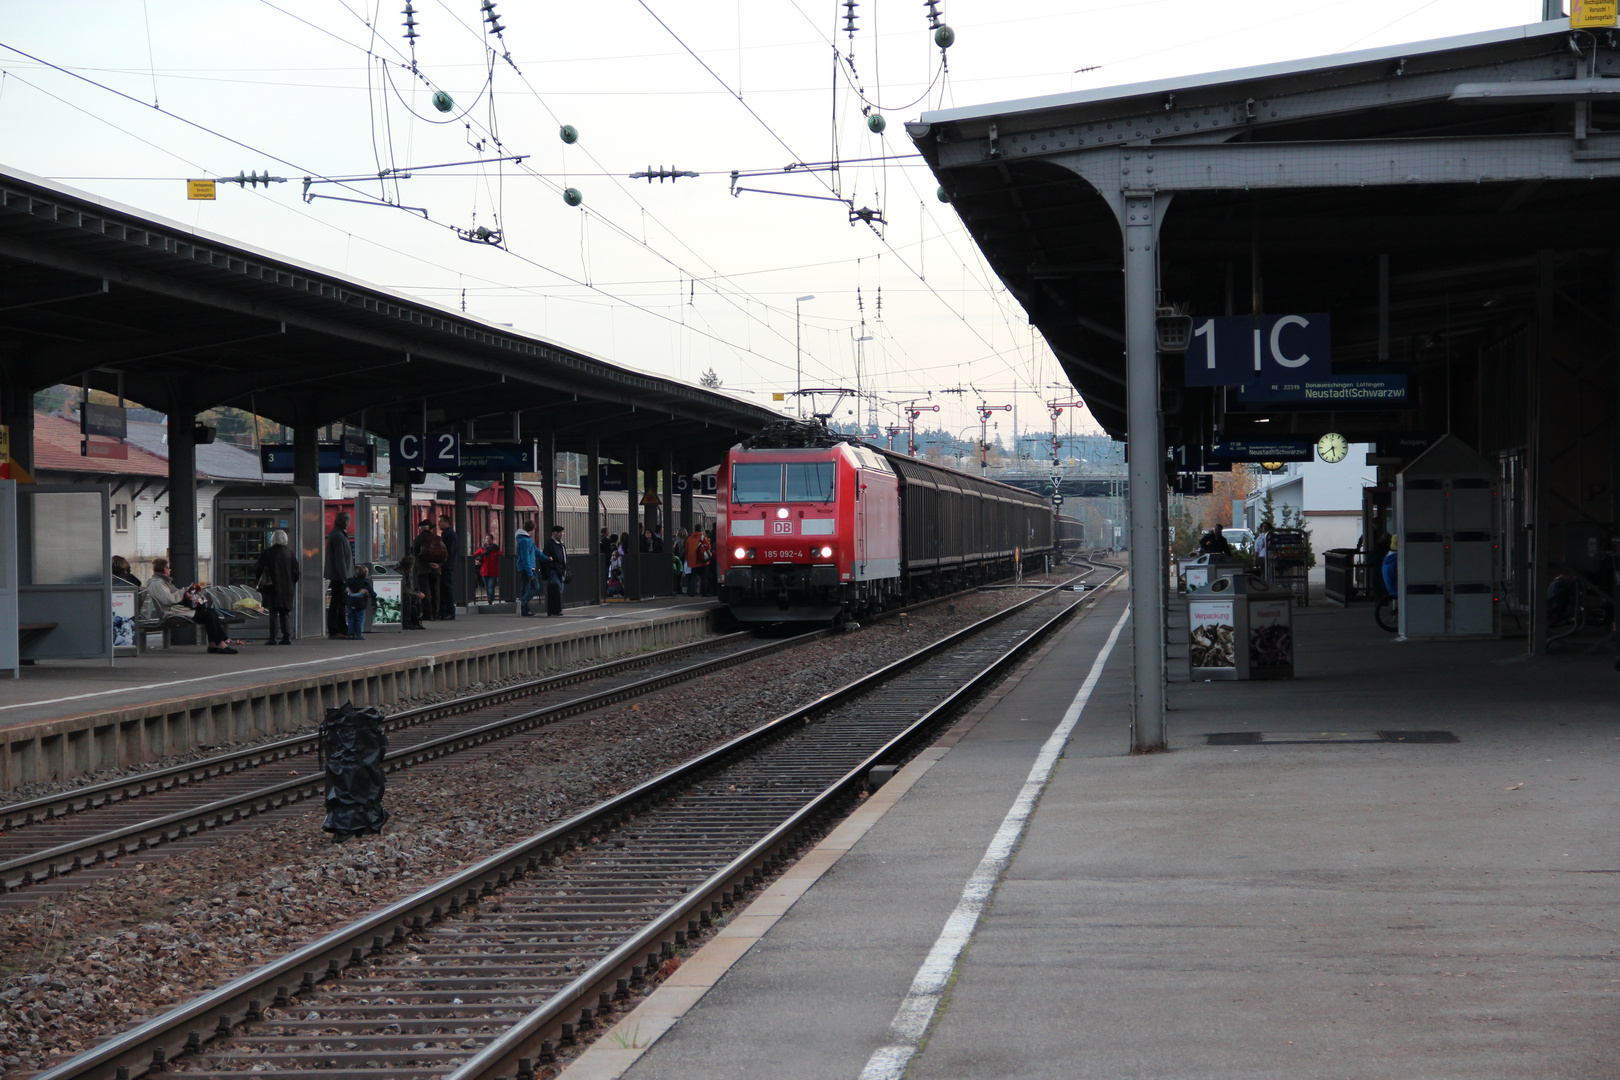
[1184,313,1332,386]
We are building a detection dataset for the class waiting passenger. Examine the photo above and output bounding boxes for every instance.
[255,529,299,645]
[345,565,376,640]
[111,555,141,587]
[472,534,501,605]
[148,557,236,654]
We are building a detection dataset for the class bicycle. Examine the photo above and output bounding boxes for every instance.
[1375,592,1398,632]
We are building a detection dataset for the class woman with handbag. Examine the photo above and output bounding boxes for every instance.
[255,529,299,645]
[148,557,236,654]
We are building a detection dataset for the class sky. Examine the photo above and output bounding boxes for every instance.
[0,0,1546,444]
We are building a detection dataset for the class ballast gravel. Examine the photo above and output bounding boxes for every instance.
[0,583,1085,1076]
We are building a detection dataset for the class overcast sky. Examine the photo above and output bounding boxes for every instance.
[0,0,1544,441]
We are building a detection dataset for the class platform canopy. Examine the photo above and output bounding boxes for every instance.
[913,17,1620,748]
[910,18,1620,441]
[0,166,779,460]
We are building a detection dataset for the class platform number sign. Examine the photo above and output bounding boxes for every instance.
[1184,313,1331,387]
[392,433,461,471]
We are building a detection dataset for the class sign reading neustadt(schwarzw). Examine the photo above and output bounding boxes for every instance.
[1229,373,1411,411]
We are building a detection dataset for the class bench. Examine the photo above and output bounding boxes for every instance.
[15,622,57,665]
[136,587,265,651]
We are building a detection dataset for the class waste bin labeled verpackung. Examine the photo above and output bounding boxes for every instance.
[1183,554,1245,594]
[1188,574,1294,681]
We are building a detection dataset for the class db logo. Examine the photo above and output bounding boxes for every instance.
[772,521,792,534]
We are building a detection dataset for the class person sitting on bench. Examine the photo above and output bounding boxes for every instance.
[147,557,237,655]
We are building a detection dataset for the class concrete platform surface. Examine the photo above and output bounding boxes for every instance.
[0,596,717,732]
[591,591,1617,1080]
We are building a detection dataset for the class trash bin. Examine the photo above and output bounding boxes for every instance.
[1183,554,1245,594]
[1188,574,1294,681]
[319,702,390,838]
[1323,548,1357,606]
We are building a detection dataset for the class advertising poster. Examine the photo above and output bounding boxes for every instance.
[1189,601,1236,669]
[1249,600,1294,669]
[371,577,403,630]
[111,589,138,653]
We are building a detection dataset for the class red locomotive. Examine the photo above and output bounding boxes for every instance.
[719,420,1053,622]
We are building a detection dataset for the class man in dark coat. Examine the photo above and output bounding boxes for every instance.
[325,512,355,639]
[543,525,568,617]
[413,520,446,620]
[437,513,458,621]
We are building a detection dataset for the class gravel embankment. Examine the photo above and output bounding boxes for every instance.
[0,584,1079,1076]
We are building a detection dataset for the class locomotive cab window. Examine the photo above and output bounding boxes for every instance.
[784,462,834,502]
[731,464,782,503]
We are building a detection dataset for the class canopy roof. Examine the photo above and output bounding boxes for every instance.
[0,167,779,463]
[911,19,1620,439]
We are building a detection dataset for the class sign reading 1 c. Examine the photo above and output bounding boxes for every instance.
[1317,432,1349,463]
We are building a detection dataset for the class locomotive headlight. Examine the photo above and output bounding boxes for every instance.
[733,547,747,560]
[819,545,833,558]
[775,507,790,519]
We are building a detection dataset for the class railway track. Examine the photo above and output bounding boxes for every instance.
[34,563,1120,1080]
[0,629,829,898]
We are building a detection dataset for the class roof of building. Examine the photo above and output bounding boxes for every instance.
[31,411,169,478]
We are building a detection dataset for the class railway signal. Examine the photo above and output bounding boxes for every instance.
[976,404,1011,474]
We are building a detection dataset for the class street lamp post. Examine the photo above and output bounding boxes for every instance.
[795,295,815,417]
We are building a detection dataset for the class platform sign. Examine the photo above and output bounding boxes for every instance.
[674,473,719,496]
[81,440,129,460]
[260,443,377,474]
[391,433,465,472]
[1171,473,1214,495]
[1573,0,1618,28]
[1207,440,1314,463]
[1229,373,1410,411]
[583,463,628,494]
[456,443,535,475]
[1185,314,1331,386]
[80,403,128,439]
[1375,432,1441,458]
[187,179,217,201]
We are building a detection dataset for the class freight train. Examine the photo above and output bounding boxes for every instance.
[718,420,1054,622]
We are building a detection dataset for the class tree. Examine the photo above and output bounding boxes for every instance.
[699,368,722,389]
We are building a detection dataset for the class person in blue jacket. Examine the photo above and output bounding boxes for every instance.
[514,522,540,617]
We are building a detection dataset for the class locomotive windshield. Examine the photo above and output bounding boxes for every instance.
[731,463,782,503]
[730,460,836,502]
[784,462,835,502]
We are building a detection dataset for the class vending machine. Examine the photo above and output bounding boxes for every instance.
[212,484,323,640]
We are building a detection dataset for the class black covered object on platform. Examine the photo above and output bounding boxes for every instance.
[319,702,391,837]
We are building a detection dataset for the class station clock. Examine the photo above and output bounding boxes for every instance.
[1317,432,1349,463]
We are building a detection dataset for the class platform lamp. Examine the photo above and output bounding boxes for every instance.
[795,295,815,417]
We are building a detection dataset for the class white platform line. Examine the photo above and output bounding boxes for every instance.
[855,603,1131,1080]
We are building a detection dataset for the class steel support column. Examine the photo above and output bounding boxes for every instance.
[1530,252,1554,656]
[1123,192,1167,750]
[167,387,199,644]
[500,472,517,603]
[292,401,319,492]
[624,445,641,600]
[587,436,602,605]
[540,427,558,564]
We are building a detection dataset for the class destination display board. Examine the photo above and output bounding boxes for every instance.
[1229,373,1410,411]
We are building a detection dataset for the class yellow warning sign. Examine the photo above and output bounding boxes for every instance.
[772,392,786,401]
[187,179,217,201]
[1573,0,1618,28]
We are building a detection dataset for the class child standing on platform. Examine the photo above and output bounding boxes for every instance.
[345,565,376,640]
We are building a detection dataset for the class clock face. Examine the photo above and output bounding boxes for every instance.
[1317,432,1349,463]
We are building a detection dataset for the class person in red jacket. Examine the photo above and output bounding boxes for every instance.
[472,533,501,605]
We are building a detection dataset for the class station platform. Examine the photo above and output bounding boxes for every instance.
[567,584,1619,1080]
[0,596,720,792]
